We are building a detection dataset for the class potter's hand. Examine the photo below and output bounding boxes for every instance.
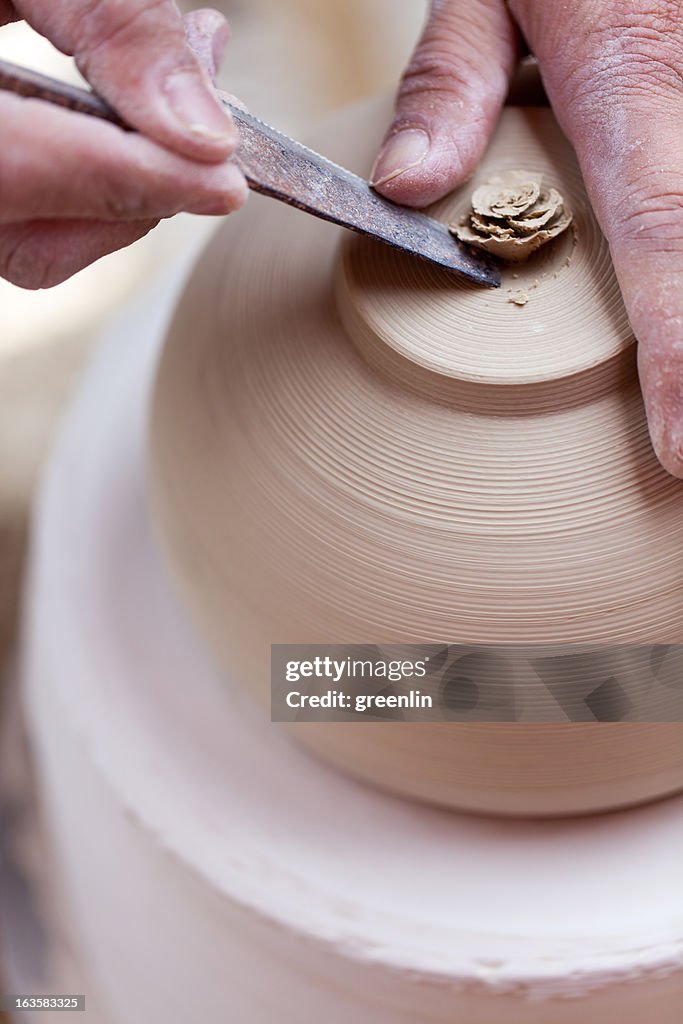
[0,4,247,289]
[373,0,683,478]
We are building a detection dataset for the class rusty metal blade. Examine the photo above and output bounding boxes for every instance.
[226,102,500,288]
[0,59,499,286]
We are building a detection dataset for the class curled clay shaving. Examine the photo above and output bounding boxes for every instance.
[450,171,572,262]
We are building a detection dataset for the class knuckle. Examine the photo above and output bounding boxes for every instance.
[398,47,488,106]
[93,153,166,219]
[558,16,683,116]
[99,183,170,220]
[610,50,683,100]
[98,185,149,219]
[614,183,683,249]
[628,1,683,36]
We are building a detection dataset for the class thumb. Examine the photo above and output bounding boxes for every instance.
[371,0,519,207]
[183,7,230,83]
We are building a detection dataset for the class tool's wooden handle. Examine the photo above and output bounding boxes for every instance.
[0,57,127,126]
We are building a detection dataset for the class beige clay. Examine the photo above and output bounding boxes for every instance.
[148,98,683,817]
[450,170,573,262]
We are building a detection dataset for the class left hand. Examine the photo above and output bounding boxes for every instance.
[0,4,246,289]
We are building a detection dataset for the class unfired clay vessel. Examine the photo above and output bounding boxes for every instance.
[148,97,683,817]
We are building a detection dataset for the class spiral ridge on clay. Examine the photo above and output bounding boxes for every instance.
[149,103,683,816]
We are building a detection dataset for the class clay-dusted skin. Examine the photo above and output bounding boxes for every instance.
[450,170,572,261]
[148,97,683,817]
[18,307,683,1021]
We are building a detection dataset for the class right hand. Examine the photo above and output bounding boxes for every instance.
[371,0,683,479]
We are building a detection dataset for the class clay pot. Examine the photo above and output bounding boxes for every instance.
[148,97,683,817]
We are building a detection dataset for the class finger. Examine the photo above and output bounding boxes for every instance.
[184,8,247,108]
[0,217,157,289]
[0,91,247,223]
[612,133,683,479]
[510,1,683,477]
[182,9,247,110]
[0,2,19,25]
[370,0,519,206]
[183,7,229,81]
[13,0,236,161]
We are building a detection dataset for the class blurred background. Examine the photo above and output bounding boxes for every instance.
[0,0,425,672]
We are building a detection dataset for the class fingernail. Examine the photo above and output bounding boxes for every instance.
[370,129,430,187]
[164,68,236,143]
[187,166,249,215]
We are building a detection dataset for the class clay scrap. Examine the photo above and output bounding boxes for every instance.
[450,170,572,262]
